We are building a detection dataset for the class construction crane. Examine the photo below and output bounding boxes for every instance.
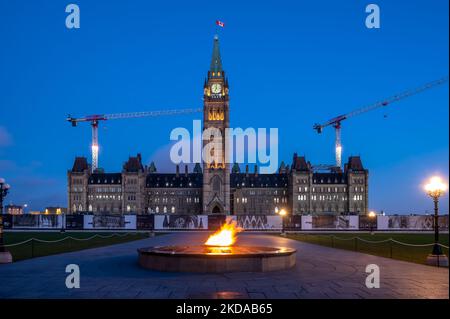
[67,108,202,172]
[313,77,448,169]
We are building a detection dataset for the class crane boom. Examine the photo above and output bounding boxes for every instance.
[314,77,448,132]
[105,108,203,120]
[313,77,448,168]
[67,108,202,126]
[67,107,203,172]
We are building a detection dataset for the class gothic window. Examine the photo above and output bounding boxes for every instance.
[212,177,221,193]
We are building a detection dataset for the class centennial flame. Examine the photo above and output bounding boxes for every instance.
[205,221,242,247]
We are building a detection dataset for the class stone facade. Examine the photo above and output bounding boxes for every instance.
[67,35,369,216]
[67,154,368,215]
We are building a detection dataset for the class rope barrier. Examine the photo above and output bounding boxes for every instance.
[3,238,34,247]
[354,237,392,244]
[389,239,435,247]
[294,233,449,248]
[330,236,358,241]
[4,232,137,248]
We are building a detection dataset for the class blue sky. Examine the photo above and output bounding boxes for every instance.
[0,0,448,213]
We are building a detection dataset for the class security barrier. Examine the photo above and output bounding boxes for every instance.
[2,213,448,231]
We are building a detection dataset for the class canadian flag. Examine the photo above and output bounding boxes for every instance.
[216,20,225,27]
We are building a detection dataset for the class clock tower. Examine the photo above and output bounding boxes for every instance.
[202,35,231,215]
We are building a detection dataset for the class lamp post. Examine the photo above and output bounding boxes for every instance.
[57,208,66,233]
[424,176,448,267]
[0,177,12,263]
[276,208,287,236]
[368,211,376,235]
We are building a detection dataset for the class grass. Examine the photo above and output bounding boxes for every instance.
[285,232,449,266]
[3,231,152,262]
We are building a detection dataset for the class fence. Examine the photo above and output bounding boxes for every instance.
[3,232,146,261]
[1,213,449,231]
[287,233,450,265]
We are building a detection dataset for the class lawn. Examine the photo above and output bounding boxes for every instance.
[285,232,449,266]
[3,231,152,262]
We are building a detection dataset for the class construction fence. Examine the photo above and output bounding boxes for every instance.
[1,213,448,231]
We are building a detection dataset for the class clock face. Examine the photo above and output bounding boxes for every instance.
[211,83,222,94]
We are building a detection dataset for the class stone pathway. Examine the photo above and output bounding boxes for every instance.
[0,232,448,299]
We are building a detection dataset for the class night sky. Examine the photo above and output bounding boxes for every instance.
[0,0,448,213]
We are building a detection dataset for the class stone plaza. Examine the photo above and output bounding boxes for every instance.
[0,232,447,299]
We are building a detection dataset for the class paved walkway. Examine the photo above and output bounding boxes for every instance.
[0,233,448,299]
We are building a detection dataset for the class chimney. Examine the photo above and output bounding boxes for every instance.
[185,165,188,177]
[176,165,180,177]
[254,165,258,177]
[245,165,249,176]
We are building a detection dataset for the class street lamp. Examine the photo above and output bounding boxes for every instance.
[424,176,448,267]
[276,208,287,236]
[368,211,376,235]
[0,177,12,263]
[57,208,66,233]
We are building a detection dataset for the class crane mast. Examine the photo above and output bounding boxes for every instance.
[314,77,448,169]
[67,108,202,172]
[91,121,99,171]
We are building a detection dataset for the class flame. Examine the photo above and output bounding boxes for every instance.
[205,220,242,247]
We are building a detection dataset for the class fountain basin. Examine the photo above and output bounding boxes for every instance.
[137,245,296,273]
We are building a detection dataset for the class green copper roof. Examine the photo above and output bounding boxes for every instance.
[149,161,157,173]
[193,163,202,173]
[210,34,223,75]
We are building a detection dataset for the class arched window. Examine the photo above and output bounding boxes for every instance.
[72,204,77,212]
[155,207,159,213]
[213,176,221,192]
[163,206,167,213]
[126,205,131,212]
[78,204,82,211]
[88,204,92,212]
[171,206,175,213]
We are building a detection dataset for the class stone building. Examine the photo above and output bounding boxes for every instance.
[67,35,369,216]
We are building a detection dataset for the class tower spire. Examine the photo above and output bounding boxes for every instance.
[210,34,223,76]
